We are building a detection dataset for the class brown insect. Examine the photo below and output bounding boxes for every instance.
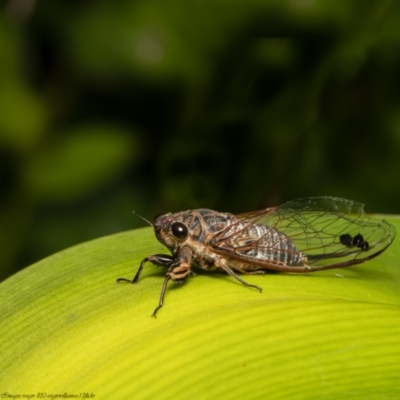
[117,197,395,317]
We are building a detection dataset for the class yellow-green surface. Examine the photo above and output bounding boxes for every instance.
[1,217,400,399]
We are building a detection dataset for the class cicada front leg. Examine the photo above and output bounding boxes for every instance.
[116,254,175,285]
[151,247,193,317]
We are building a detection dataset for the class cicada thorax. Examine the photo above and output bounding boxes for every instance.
[154,209,236,250]
[178,209,237,238]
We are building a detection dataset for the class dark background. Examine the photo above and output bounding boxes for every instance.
[1,0,399,281]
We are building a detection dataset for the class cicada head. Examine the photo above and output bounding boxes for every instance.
[153,213,190,254]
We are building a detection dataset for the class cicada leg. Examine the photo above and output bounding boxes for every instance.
[116,254,175,284]
[215,257,263,293]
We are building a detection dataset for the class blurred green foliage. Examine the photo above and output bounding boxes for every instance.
[0,0,399,281]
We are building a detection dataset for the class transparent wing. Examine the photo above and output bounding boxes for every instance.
[211,197,395,270]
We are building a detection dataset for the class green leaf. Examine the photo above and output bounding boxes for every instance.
[1,217,400,398]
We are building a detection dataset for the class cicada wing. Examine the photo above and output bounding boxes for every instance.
[211,197,395,270]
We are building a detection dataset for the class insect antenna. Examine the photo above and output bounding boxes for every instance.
[132,210,153,226]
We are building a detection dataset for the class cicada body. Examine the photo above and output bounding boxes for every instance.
[117,197,395,316]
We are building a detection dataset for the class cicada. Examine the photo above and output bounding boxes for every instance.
[117,197,395,316]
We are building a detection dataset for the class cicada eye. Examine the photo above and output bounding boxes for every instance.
[171,222,188,240]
